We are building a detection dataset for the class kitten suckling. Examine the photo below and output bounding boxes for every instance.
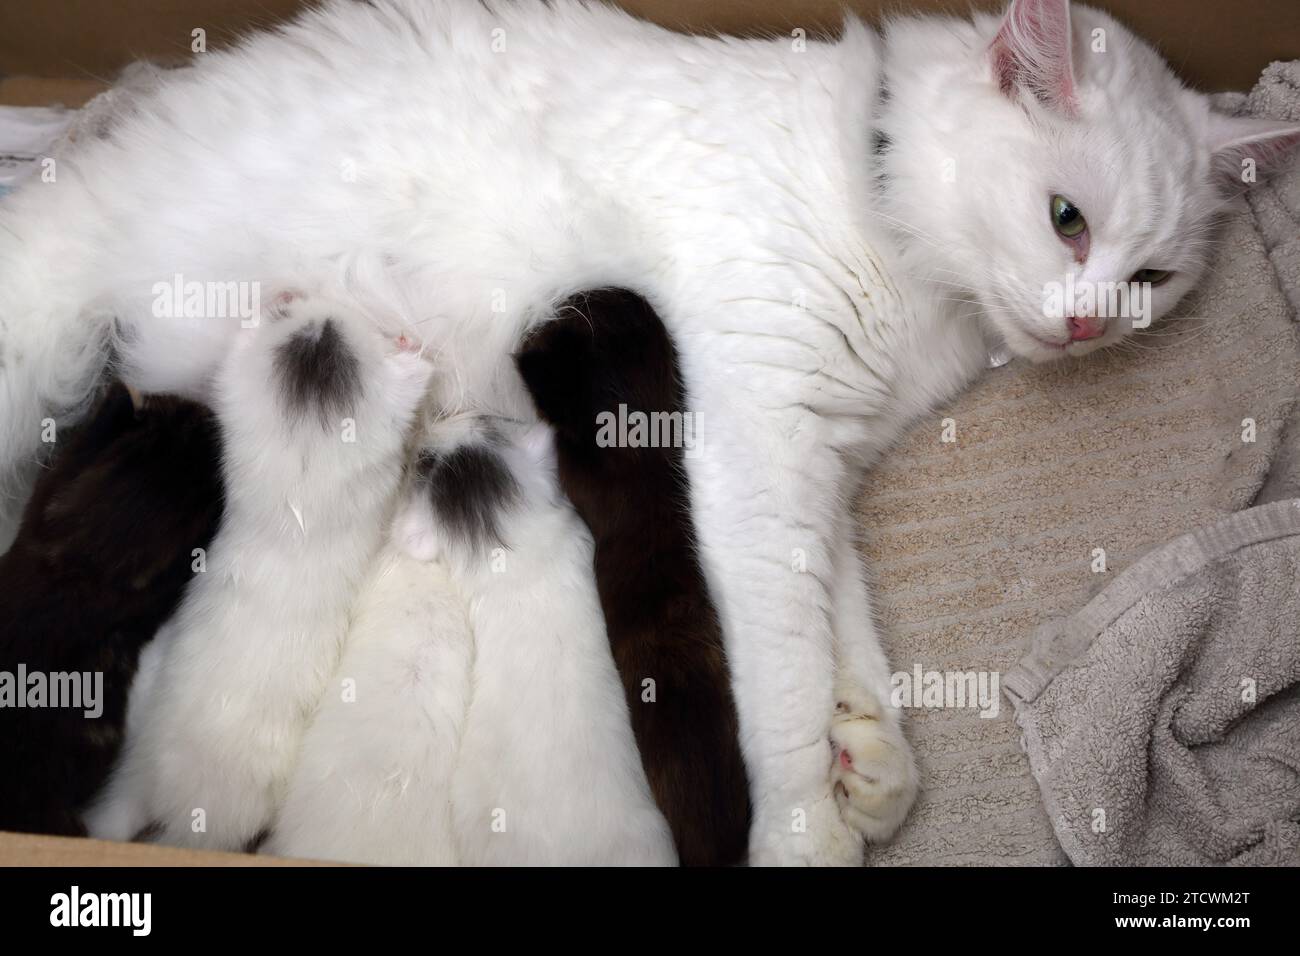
[0,384,223,836]
[395,416,676,865]
[264,538,474,865]
[85,291,433,849]
[516,289,751,866]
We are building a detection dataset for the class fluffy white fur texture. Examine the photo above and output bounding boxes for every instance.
[0,0,1292,863]
[265,543,474,865]
[84,292,432,849]
[391,419,676,865]
[271,419,674,866]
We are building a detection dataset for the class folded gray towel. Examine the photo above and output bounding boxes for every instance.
[1241,61,1300,318]
[1243,60,1300,507]
[1005,500,1300,866]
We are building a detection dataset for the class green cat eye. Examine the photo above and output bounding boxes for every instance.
[1131,268,1172,286]
[1050,195,1087,239]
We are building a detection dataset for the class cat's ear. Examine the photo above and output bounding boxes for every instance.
[1206,113,1300,187]
[990,0,1078,116]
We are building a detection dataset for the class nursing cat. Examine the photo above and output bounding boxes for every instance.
[0,384,222,836]
[516,288,750,866]
[4,0,1297,863]
[85,291,432,848]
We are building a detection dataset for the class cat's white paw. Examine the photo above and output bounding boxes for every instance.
[748,790,864,866]
[829,679,917,843]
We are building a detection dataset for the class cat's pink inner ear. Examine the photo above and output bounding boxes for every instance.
[990,0,1078,116]
[1207,114,1300,184]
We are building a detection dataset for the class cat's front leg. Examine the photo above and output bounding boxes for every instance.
[684,384,860,865]
[828,520,918,843]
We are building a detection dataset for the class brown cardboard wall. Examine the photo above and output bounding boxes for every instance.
[0,0,1298,93]
[0,830,335,866]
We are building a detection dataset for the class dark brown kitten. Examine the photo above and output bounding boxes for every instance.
[0,383,224,836]
[516,289,751,866]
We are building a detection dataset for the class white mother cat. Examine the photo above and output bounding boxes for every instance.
[2,0,1295,863]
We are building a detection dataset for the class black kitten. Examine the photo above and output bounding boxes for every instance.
[0,383,224,836]
[517,289,751,866]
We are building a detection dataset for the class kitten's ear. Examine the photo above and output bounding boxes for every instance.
[990,0,1078,116]
[1206,113,1300,187]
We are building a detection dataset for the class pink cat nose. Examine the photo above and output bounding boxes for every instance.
[1068,315,1107,342]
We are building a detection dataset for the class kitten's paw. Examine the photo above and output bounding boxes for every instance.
[829,680,917,843]
[82,783,148,843]
[381,345,436,402]
[748,789,864,866]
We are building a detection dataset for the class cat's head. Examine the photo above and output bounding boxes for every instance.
[878,0,1300,362]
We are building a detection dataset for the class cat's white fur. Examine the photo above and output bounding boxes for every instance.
[2,0,1293,862]
[878,4,1288,361]
[270,418,674,866]
[84,293,432,848]
[392,419,676,865]
[265,544,474,865]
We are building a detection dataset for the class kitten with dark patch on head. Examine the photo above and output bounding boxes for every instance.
[85,290,433,850]
[0,383,223,836]
[272,405,676,866]
[516,288,751,866]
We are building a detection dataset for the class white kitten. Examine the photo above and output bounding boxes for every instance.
[84,291,432,849]
[264,544,473,865]
[395,416,677,866]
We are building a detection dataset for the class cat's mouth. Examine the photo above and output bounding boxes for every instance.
[1023,329,1068,352]
[978,292,1111,362]
[997,319,1069,362]
[1005,319,1114,363]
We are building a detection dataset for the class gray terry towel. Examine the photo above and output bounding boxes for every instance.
[1004,500,1300,866]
